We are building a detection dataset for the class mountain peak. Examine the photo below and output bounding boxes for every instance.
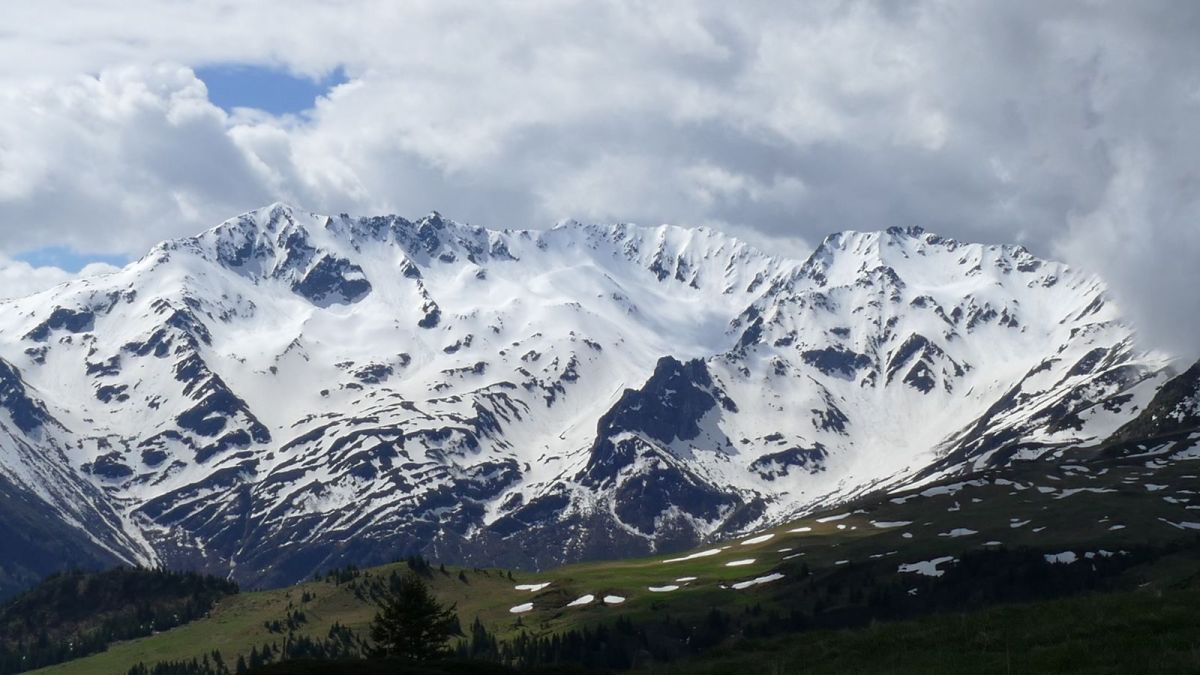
[0,202,1171,589]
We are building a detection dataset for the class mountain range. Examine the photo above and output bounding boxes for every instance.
[0,203,1193,594]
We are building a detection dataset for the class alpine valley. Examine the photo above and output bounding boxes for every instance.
[1,203,1195,597]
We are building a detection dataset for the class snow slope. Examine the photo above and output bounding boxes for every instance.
[0,205,1176,585]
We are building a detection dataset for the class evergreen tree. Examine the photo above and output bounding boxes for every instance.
[368,572,458,661]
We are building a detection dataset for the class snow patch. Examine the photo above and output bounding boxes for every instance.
[662,547,715,562]
[731,573,785,590]
[816,513,851,523]
[662,548,721,563]
[566,594,594,607]
[898,556,956,577]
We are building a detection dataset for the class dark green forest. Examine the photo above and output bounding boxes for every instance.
[0,567,236,674]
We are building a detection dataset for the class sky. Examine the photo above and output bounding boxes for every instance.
[0,1,1195,359]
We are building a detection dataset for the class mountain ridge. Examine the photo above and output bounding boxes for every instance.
[0,203,1180,593]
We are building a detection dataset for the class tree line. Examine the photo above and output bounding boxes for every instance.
[0,566,237,674]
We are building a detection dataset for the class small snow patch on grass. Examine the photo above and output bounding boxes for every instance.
[725,558,756,567]
[648,585,680,592]
[662,549,720,563]
[509,602,534,614]
[898,556,956,577]
[816,513,851,522]
[937,528,978,538]
[740,533,775,545]
[1159,518,1200,530]
[566,594,594,607]
[514,582,550,592]
[603,595,625,604]
[1044,551,1077,564]
[731,573,784,590]
[871,520,912,528]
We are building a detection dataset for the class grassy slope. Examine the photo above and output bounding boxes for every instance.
[649,585,1200,674]
[30,449,1200,674]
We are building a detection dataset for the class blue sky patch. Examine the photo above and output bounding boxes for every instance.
[195,64,348,115]
[16,246,129,273]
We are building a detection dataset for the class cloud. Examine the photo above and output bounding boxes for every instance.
[0,254,119,300]
[0,64,274,254]
[1055,144,1200,362]
[0,2,1195,357]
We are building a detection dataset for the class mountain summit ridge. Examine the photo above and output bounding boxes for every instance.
[0,203,1175,589]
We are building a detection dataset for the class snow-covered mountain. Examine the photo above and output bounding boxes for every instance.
[0,204,1179,588]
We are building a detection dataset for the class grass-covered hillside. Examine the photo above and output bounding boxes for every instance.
[14,437,1200,674]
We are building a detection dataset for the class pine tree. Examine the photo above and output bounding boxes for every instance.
[368,572,459,661]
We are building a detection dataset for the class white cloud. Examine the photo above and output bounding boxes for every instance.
[0,255,119,300]
[0,64,271,254]
[0,2,1195,356]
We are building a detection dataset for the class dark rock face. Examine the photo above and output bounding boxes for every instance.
[570,357,742,542]
[123,304,212,358]
[353,363,394,384]
[86,356,122,377]
[0,475,121,600]
[0,359,53,434]
[801,346,872,379]
[750,444,829,480]
[611,456,736,535]
[23,307,95,342]
[84,453,134,480]
[418,300,442,328]
[487,492,571,537]
[171,351,271,463]
[291,255,372,306]
[594,357,721,449]
[95,384,129,403]
[175,383,270,463]
[1111,361,1200,441]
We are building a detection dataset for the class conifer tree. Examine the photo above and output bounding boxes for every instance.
[368,572,458,661]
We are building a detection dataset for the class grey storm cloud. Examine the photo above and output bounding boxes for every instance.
[0,1,1196,358]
